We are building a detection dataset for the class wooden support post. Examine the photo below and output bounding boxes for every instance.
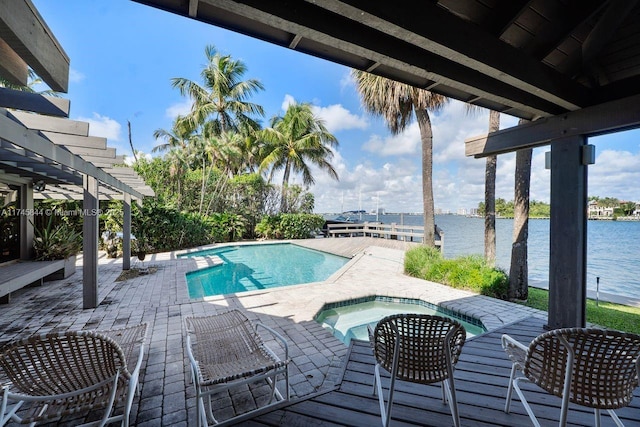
[19,183,34,260]
[123,193,131,270]
[83,175,99,309]
[547,135,588,328]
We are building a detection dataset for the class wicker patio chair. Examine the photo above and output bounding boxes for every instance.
[368,314,466,427]
[185,310,290,426]
[502,327,640,427]
[0,323,147,427]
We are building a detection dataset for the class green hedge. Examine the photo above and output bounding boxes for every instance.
[404,246,508,299]
[255,213,325,239]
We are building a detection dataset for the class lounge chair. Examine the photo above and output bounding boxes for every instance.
[368,314,466,427]
[185,310,289,426]
[502,327,640,426]
[0,323,147,426]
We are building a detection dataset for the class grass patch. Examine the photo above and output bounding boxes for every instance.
[519,287,640,334]
[404,246,508,299]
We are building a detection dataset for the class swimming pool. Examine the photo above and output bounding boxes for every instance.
[315,296,486,345]
[182,243,349,298]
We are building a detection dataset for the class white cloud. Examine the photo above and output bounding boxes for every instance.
[68,68,85,83]
[78,113,122,141]
[362,124,421,156]
[280,94,368,133]
[589,149,640,201]
[165,99,192,119]
[312,104,368,133]
[281,94,295,111]
[299,99,639,213]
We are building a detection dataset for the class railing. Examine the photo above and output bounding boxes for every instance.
[326,222,443,248]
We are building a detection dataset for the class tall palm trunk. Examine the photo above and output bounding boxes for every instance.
[281,160,291,212]
[484,110,500,264]
[416,109,435,246]
[199,156,206,215]
[509,120,532,300]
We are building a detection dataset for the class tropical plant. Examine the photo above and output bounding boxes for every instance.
[255,213,325,239]
[259,101,339,212]
[171,44,265,134]
[32,217,82,260]
[351,70,448,247]
[152,117,196,209]
[208,212,246,242]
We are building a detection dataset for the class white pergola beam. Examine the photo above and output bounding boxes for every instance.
[42,132,106,149]
[0,108,144,199]
[11,110,89,136]
[0,88,70,117]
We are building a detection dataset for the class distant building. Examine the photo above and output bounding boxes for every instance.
[587,200,614,217]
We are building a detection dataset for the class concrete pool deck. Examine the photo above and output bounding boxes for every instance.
[0,240,546,426]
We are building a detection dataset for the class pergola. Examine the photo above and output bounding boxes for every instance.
[0,0,154,308]
[134,0,640,328]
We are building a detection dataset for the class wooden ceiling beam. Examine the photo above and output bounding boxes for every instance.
[465,93,640,157]
[311,0,590,111]
[184,0,563,118]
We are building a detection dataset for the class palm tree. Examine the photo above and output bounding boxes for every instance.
[351,70,448,246]
[259,101,339,212]
[508,119,532,300]
[484,110,500,265]
[152,117,195,207]
[152,116,194,154]
[171,45,265,134]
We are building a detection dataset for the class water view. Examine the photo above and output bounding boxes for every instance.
[344,213,639,299]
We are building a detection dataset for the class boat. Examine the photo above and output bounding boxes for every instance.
[321,214,363,237]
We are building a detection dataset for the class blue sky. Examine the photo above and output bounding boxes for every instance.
[34,0,640,213]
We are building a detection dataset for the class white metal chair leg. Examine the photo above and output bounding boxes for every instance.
[513,377,542,427]
[443,377,461,427]
[606,409,625,427]
[504,364,518,413]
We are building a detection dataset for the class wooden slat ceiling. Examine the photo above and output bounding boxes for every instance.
[134,0,640,121]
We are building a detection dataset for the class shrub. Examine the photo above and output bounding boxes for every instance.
[207,212,247,242]
[255,213,325,239]
[404,246,508,299]
[33,217,82,260]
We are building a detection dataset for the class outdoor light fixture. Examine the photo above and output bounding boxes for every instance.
[33,180,46,191]
[544,144,595,169]
[581,144,596,165]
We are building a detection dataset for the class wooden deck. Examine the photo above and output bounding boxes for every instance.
[248,317,640,426]
[293,237,420,258]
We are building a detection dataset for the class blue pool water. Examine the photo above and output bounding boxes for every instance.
[316,298,486,345]
[183,243,349,298]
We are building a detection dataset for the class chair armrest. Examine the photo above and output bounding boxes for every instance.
[501,334,528,370]
[255,322,289,362]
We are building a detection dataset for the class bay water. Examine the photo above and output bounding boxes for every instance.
[352,213,639,299]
